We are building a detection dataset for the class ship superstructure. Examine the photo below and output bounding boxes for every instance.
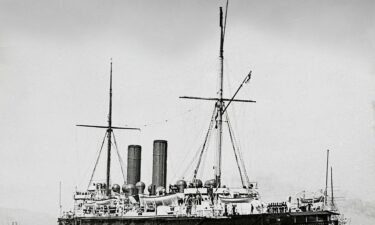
[58,3,342,225]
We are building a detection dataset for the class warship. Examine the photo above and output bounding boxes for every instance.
[58,3,343,225]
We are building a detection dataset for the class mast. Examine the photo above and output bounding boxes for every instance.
[331,166,335,208]
[76,60,140,197]
[106,60,113,196]
[324,149,329,206]
[215,6,225,188]
[59,181,62,216]
[180,3,255,187]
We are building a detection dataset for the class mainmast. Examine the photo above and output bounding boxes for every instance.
[215,7,225,188]
[179,3,255,188]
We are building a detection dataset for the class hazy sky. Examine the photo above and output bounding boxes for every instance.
[0,0,374,217]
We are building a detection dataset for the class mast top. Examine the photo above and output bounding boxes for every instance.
[109,59,113,129]
[77,60,140,131]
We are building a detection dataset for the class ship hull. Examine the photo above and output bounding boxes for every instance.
[58,211,338,225]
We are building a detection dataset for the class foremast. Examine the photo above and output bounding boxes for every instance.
[106,60,113,196]
[77,60,140,197]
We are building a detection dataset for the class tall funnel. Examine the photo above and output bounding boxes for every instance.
[127,145,142,185]
[152,140,168,188]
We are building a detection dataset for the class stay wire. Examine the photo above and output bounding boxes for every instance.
[226,111,250,186]
[223,0,229,38]
[142,106,201,128]
[112,132,127,184]
[225,112,245,186]
[87,132,107,190]
[179,107,217,180]
[232,123,250,186]
[193,106,217,179]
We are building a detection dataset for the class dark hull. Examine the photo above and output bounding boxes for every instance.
[58,211,338,225]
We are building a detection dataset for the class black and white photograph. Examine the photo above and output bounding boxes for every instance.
[0,1,374,225]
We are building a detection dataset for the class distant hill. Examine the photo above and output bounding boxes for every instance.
[0,207,55,225]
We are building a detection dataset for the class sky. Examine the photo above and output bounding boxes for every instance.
[0,0,374,219]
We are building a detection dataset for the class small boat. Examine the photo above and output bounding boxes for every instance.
[219,196,253,203]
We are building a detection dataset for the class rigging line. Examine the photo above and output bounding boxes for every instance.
[237,139,249,181]
[112,132,126,184]
[197,119,214,180]
[182,107,216,177]
[172,137,200,181]
[179,107,217,180]
[232,128,250,186]
[177,140,202,180]
[142,106,201,127]
[180,141,204,180]
[223,0,229,39]
[199,116,214,180]
[193,106,217,179]
[226,113,249,184]
[87,132,107,190]
[225,112,245,187]
[170,106,210,181]
[198,138,209,179]
[226,111,250,186]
